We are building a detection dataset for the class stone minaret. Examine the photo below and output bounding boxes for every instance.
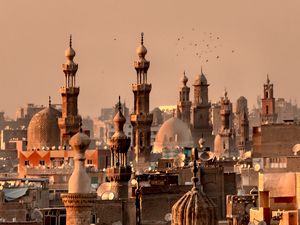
[236,96,250,153]
[261,75,277,124]
[220,90,231,131]
[130,33,153,165]
[61,129,96,225]
[176,71,192,126]
[107,97,131,199]
[191,68,213,148]
[214,90,236,157]
[58,35,82,147]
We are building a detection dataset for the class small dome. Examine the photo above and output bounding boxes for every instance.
[65,46,76,59]
[27,106,61,150]
[194,73,207,85]
[136,44,147,58]
[69,130,91,153]
[153,117,193,153]
[180,72,188,86]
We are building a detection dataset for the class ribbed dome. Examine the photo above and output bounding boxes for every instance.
[153,117,193,153]
[171,187,217,225]
[27,106,61,150]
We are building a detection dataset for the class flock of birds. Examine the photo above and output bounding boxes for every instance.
[174,28,235,63]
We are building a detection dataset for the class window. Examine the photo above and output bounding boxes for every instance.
[39,160,45,166]
[24,160,30,166]
[266,105,269,115]
[87,159,93,165]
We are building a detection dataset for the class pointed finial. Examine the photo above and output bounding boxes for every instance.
[48,96,51,107]
[79,121,83,133]
[191,148,199,190]
[141,32,144,45]
[267,74,270,84]
[69,34,72,48]
[224,88,228,98]
[118,96,122,112]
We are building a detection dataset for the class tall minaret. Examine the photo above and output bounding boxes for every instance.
[61,129,96,225]
[58,36,82,146]
[107,97,131,199]
[191,68,213,148]
[131,33,153,165]
[261,75,277,124]
[176,71,192,126]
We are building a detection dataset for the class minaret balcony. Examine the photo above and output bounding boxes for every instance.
[106,166,132,182]
[130,114,153,124]
[132,83,152,91]
[60,87,80,94]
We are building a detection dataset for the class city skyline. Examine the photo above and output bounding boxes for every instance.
[1,0,300,117]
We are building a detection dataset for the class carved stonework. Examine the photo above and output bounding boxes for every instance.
[61,193,96,225]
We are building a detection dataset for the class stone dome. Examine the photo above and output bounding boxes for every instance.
[27,106,61,150]
[171,187,217,225]
[194,73,207,86]
[171,162,217,225]
[153,117,193,153]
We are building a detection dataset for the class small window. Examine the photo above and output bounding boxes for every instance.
[24,160,30,166]
[39,160,45,166]
[87,159,93,165]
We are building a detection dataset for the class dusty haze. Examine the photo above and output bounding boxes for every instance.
[0,0,299,117]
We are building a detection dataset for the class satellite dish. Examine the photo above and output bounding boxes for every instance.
[199,151,215,162]
[258,221,266,225]
[254,163,261,172]
[31,209,43,222]
[164,213,172,222]
[108,192,115,200]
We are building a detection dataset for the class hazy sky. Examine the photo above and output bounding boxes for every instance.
[1,0,300,118]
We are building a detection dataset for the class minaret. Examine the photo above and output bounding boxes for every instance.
[236,96,250,153]
[58,35,82,147]
[176,71,192,126]
[220,89,231,131]
[261,75,277,124]
[130,33,153,165]
[107,97,131,199]
[214,90,236,157]
[191,68,213,148]
[61,128,96,225]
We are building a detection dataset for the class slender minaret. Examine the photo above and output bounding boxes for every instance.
[176,71,192,126]
[130,33,153,165]
[261,75,277,124]
[61,128,96,225]
[58,35,82,147]
[220,89,231,131]
[107,97,131,199]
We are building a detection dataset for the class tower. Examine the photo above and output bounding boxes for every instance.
[214,90,236,157]
[191,68,213,148]
[261,75,277,124]
[106,97,131,199]
[236,96,250,153]
[176,71,192,126]
[130,33,153,165]
[58,36,82,146]
[61,129,96,225]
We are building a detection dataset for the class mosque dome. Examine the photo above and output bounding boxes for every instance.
[27,106,61,150]
[64,35,76,59]
[171,187,217,225]
[136,32,147,58]
[153,117,193,153]
[171,160,217,225]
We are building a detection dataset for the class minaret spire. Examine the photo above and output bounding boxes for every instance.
[131,33,153,167]
[58,36,82,147]
[48,96,51,107]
